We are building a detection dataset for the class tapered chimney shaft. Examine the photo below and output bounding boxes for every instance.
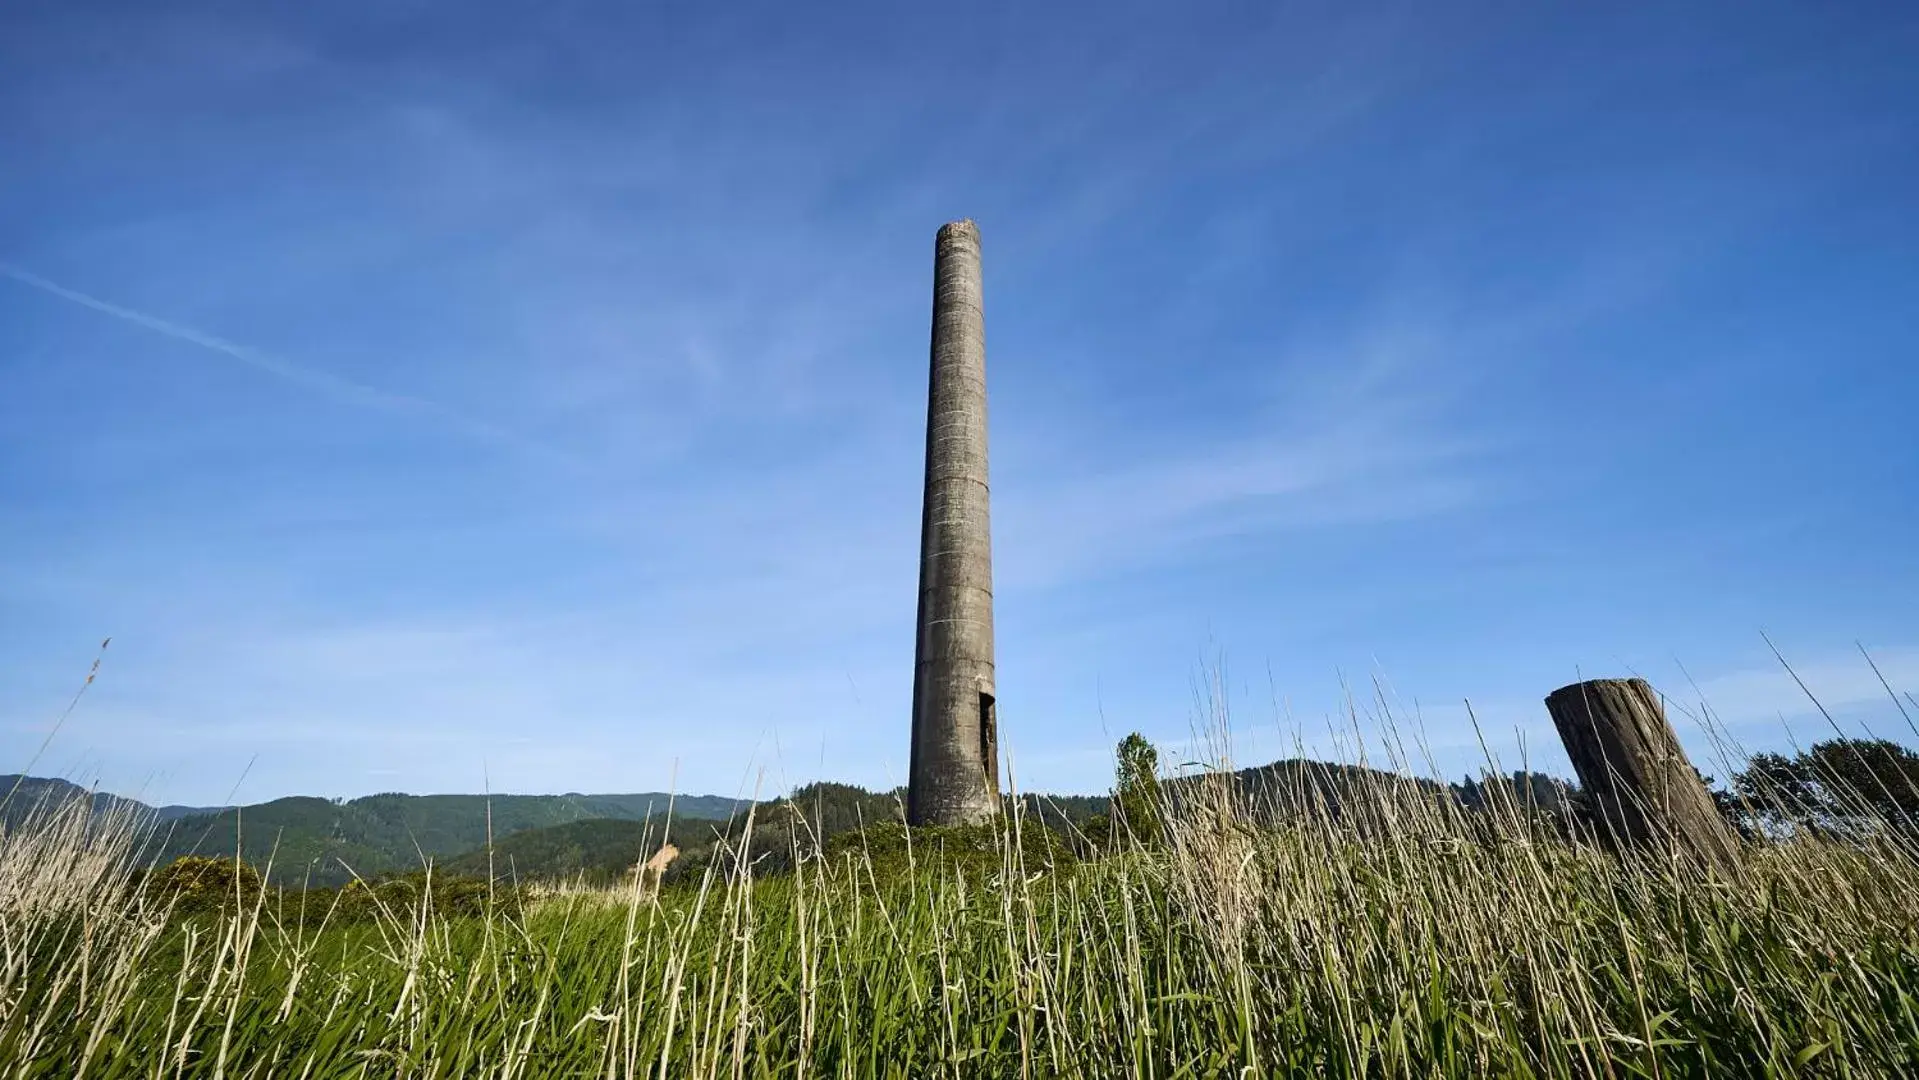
[907,220,999,826]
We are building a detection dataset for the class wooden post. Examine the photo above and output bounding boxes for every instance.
[1545,677,1741,876]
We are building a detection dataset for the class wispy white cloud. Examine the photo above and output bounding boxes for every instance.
[1676,645,1919,742]
[0,262,570,464]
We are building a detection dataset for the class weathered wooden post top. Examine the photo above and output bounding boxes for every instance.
[1545,677,1742,877]
[907,220,1000,827]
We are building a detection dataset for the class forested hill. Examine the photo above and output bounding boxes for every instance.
[5,762,1577,886]
[442,781,1114,885]
[148,791,749,883]
[433,766,1580,887]
[1,776,745,885]
[0,774,159,826]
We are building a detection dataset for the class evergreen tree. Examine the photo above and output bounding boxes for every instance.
[1113,733,1163,845]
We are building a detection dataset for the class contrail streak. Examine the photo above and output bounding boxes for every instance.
[0,261,574,466]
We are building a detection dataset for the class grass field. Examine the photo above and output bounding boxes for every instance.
[5,742,1919,1078]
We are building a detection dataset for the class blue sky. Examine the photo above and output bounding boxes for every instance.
[3,1,1916,805]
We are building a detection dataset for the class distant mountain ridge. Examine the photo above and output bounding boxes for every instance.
[3,761,1579,887]
[0,775,746,885]
[0,774,158,824]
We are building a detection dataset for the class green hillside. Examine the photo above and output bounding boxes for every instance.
[442,816,733,884]
[438,783,904,885]
[0,775,156,828]
[150,790,746,885]
[10,762,1576,887]
[438,782,1115,884]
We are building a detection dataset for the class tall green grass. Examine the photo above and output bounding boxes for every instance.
[4,741,1919,1077]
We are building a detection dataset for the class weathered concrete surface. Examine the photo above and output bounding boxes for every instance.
[908,220,1000,827]
[1545,677,1742,878]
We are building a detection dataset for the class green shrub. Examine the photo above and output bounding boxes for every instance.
[820,820,1077,884]
[334,870,519,923]
[142,855,264,916]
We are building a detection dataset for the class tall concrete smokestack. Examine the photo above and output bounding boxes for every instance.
[908,220,999,827]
